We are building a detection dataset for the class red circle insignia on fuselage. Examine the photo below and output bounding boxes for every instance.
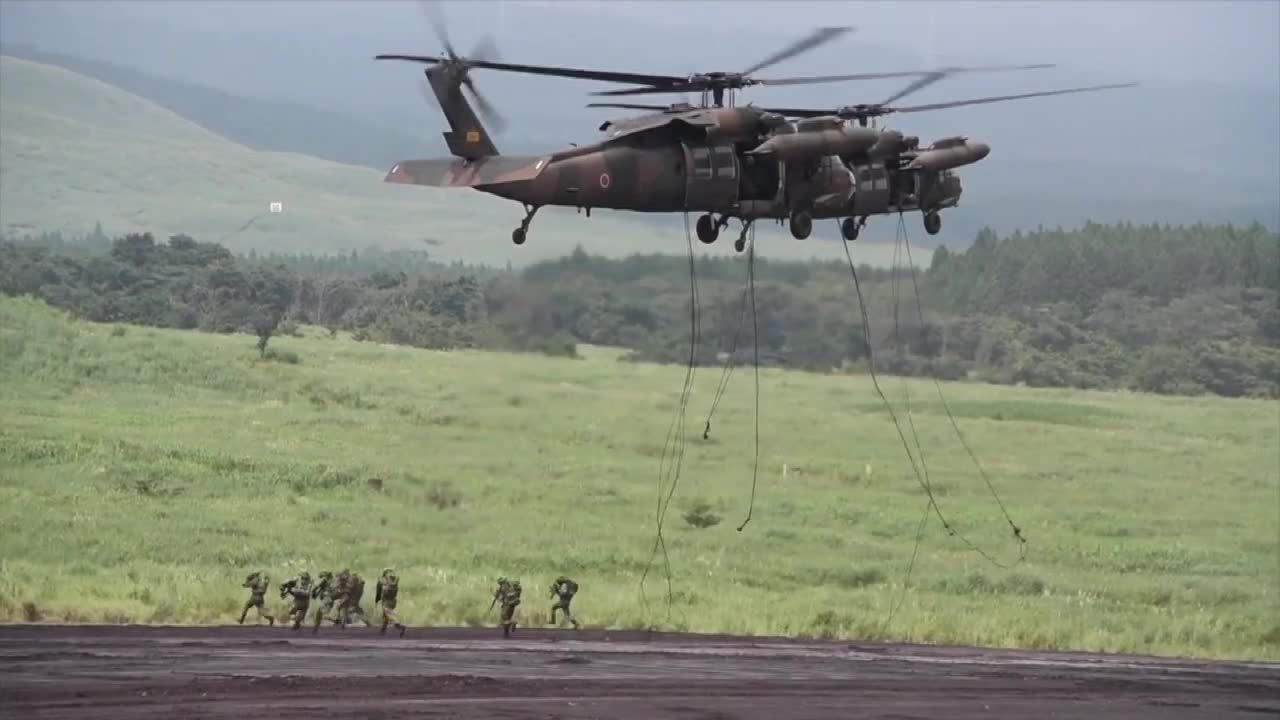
[599,173,611,189]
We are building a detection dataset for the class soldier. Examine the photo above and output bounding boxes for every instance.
[339,571,371,628]
[489,577,510,618]
[238,571,275,626]
[310,570,338,634]
[548,576,580,629]
[279,572,312,631]
[375,568,407,638]
[490,577,522,638]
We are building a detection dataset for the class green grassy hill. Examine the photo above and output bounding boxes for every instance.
[1,294,1276,660]
[0,55,903,268]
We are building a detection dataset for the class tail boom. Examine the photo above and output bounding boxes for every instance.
[384,155,549,188]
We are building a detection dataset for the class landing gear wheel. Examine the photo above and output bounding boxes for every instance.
[696,214,719,244]
[789,212,813,240]
[734,237,746,253]
[923,211,942,236]
[513,204,539,245]
[841,217,860,241]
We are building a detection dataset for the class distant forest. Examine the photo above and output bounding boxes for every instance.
[2,220,1277,399]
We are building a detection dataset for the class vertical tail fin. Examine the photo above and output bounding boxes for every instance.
[425,67,500,159]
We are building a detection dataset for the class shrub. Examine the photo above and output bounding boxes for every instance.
[683,501,721,529]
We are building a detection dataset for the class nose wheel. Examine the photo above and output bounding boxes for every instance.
[513,205,540,245]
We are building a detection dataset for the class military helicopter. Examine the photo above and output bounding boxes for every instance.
[375,18,1135,250]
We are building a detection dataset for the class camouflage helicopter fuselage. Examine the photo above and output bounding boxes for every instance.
[385,64,989,248]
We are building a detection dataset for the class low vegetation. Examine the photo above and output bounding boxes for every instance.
[0,295,1275,661]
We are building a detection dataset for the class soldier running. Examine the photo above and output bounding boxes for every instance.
[375,568,406,638]
[490,577,522,638]
[310,570,339,634]
[279,572,312,631]
[238,571,275,626]
[339,571,371,628]
[548,576,580,629]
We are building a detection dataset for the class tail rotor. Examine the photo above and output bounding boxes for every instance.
[415,1,508,133]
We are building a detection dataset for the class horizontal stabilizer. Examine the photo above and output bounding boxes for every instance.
[384,155,549,188]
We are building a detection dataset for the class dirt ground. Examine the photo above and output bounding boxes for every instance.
[2,624,1277,719]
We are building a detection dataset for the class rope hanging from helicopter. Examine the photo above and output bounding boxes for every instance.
[641,216,764,617]
[882,214,942,628]
[839,211,1029,571]
[893,212,1025,551]
[838,213,1028,628]
[694,221,762,531]
[640,210,702,620]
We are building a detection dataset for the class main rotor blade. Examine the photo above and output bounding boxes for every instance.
[380,53,446,66]
[588,83,704,97]
[758,81,1138,120]
[585,70,928,96]
[586,102,678,111]
[892,82,1139,114]
[754,63,1053,93]
[374,55,685,87]
[879,63,1056,105]
[754,106,835,118]
[740,26,854,76]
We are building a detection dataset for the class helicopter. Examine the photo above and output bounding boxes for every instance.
[375,19,1136,251]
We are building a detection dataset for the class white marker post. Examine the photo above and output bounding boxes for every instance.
[269,202,283,214]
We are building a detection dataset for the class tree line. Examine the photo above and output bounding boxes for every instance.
[1,220,1276,399]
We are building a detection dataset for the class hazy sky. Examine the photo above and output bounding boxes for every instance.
[3,0,1277,91]
[559,0,1279,86]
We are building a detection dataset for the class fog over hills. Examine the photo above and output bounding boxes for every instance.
[2,0,1277,246]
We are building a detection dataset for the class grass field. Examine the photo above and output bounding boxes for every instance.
[1,294,1277,661]
[0,54,907,268]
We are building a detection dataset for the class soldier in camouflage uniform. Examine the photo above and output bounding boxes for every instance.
[279,572,312,631]
[310,570,339,634]
[339,571,371,628]
[548,576,580,629]
[375,568,406,638]
[490,577,522,638]
[238,571,275,626]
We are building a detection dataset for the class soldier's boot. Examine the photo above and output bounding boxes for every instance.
[550,607,558,626]
[266,613,276,626]
[380,619,388,635]
[397,623,406,639]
